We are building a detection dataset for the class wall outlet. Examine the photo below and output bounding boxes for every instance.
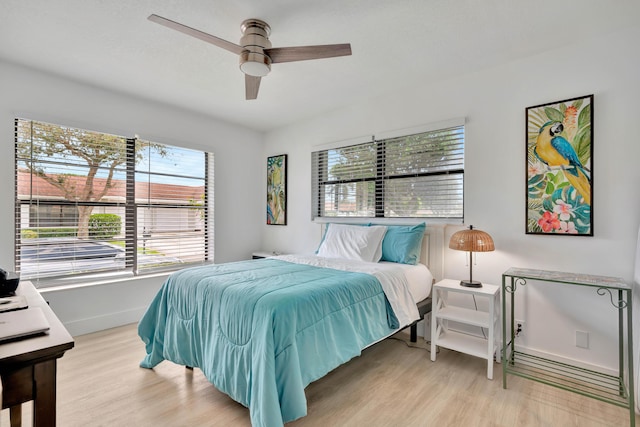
[515,320,525,338]
[576,330,589,349]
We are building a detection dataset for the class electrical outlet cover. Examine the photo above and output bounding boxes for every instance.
[576,330,589,349]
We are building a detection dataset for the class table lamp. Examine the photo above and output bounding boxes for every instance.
[449,225,495,288]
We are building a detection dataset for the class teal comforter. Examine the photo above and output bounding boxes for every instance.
[138,258,398,426]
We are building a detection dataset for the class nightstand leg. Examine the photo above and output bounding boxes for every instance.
[487,293,494,380]
[494,293,501,365]
[430,290,438,361]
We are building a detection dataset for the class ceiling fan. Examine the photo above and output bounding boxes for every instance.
[148,14,352,100]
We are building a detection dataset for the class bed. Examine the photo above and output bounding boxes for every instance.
[138,223,436,426]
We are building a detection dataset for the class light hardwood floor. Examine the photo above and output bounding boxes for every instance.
[2,323,637,426]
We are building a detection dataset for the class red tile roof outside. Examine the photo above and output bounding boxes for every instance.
[16,169,204,203]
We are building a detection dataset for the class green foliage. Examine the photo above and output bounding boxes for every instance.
[542,186,591,234]
[21,228,77,238]
[575,104,592,165]
[88,214,122,239]
[16,119,169,239]
[527,173,546,199]
[21,229,39,239]
[544,107,564,123]
[572,98,584,111]
[573,125,591,166]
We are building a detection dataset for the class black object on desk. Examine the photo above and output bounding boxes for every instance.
[0,268,20,297]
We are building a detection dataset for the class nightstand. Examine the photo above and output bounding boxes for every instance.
[430,278,500,379]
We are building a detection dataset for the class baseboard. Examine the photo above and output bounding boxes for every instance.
[511,344,618,377]
[63,307,146,337]
[428,321,618,377]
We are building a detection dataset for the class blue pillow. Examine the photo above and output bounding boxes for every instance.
[373,223,426,265]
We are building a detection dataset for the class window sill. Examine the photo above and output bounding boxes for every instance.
[312,218,459,227]
[35,270,176,293]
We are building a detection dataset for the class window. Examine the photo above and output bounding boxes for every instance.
[15,119,212,286]
[311,120,464,219]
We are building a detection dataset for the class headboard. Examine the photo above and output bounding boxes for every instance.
[318,223,445,282]
[420,225,444,282]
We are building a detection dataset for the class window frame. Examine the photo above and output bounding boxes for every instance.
[14,118,213,287]
[311,119,465,220]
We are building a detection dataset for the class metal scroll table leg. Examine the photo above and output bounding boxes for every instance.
[624,289,635,427]
[502,275,507,389]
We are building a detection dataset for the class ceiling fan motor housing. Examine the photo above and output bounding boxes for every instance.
[239,19,272,77]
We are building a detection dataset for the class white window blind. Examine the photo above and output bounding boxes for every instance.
[311,124,464,219]
[14,119,212,286]
[134,139,209,272]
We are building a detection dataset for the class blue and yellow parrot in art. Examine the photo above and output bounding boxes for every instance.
[534,121,591,205]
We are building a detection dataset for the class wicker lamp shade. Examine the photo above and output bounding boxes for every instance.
[449,226,495,252]
[449,225,494,287]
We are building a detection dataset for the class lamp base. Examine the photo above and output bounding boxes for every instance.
[460,280,483,288]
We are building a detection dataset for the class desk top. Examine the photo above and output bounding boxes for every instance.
[503,267,630,290]
[0,281,74,367]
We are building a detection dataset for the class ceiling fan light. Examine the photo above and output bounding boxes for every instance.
[240,60,270,77]
[239,50,271,77]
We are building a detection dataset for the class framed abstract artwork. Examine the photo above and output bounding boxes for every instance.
[267,154,287,225]
[526,94,593,236]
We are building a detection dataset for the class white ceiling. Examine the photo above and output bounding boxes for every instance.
[1,1,639,132]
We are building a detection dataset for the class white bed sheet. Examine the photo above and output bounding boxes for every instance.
[380,261,433,303]
[275,254,433,328]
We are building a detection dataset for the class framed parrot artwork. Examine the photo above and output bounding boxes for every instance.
[267,154,287,225]
[525,94,593,236]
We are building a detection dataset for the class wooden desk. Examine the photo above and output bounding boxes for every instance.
[0,281,74,427]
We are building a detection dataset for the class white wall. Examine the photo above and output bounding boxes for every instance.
[262,24,640,373]
[0,60,264,336]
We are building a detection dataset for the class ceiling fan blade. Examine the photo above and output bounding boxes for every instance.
[265,44,352,63]
[148,14,244,55]
[245,75,261,100]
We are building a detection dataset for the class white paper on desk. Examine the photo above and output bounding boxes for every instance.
[0,307,50,342]
[0,295,28,313]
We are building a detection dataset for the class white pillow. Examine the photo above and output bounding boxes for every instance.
[316,224,387,262]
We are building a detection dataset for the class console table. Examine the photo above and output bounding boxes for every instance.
[502,268,635,426]
[0,281,74,426]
